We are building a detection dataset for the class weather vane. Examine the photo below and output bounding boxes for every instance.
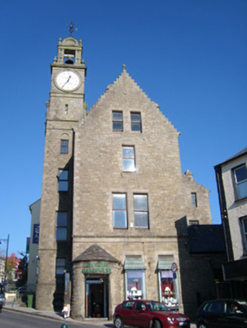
[68,22,77,37]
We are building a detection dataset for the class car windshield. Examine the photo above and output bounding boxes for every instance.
[146,301,169,311]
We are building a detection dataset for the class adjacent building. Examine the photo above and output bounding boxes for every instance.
[215,148,247,298]
[35,33,219,320]
[27,199,40,292]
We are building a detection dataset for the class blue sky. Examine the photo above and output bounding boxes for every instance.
[1,0,246,256]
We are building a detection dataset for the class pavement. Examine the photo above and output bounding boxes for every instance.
[3,299,196,327]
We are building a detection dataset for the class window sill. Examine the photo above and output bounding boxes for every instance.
[234,196,247,204]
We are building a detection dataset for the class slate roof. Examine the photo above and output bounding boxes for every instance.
[73,243,120,263]
[215,147,247,168]
[188,225,226,254]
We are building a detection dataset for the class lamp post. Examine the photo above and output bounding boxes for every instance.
[0,234,9,294]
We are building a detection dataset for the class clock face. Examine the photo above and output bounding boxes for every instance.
[56,71,80,91]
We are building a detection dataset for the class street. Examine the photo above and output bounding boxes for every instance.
[0,309,196,328]
[0,310,113,328]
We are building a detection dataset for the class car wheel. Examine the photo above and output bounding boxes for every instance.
[198,323,207,328]
[153,320,161,328]
[114,316,123,328]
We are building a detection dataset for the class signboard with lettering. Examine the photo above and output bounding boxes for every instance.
[81,263,111,274]
[33,224,40,244]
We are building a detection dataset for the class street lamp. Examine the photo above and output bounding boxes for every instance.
[0,234,9,293]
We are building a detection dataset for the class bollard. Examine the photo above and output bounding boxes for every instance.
[12,299,15,307]
[60,324,68,328]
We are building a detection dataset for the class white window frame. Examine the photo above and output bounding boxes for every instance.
[112,193,128,229]
[134,194,149,228]
[122,146,136,172]
[233,164,247,200]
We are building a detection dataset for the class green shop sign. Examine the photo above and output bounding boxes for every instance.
[82,263,111,274]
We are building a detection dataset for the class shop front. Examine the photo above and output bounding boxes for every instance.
[72,244,120,321]
[157,255,179,310]
[82,263,111,318]
[72,244,181,321]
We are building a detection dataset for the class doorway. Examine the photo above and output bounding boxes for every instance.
[85,276,108,318]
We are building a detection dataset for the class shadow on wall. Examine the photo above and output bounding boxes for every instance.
[175,217,222,321]
[54,154,74,312]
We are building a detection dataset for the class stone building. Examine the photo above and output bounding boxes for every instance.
[36,33,218,320]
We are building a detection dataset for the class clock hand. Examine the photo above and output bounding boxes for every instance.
[61,75,71,88]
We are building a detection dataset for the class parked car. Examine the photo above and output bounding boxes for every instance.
[196,299,247,328]
[113,299,190,328]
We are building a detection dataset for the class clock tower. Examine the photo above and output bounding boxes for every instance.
[36,28,86,311]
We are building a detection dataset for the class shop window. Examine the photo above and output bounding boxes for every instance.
[56,212,67,241]
[134,194,149,228]
[61,140,69,154]
[58,169,68,192]
[113,193,127,228]
[123,146,136,172]
[158,255,179,311]
[113,111,123,132]
[126,270,145,300]
[191,192,197,207]
[233,164,247,200]
[124,256,146,300]
[241,217,247,253]
[131,112,142,132]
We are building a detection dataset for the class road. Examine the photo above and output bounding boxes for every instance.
[0,309,196,328]
[0,309,113,328]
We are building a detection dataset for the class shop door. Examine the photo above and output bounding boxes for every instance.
[85,277,108,318]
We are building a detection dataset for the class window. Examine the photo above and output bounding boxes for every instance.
[56,258,66,275]
[158,255,179,310]
[56,258,66,291]
[241,217,247,252]
[189,220,199,225]
[113,193,127,228]
[125,270,145,299]
[123,146,136,172]
[135,301,147,311]
[61,140,69,154]
[124,256,146,300]
[134,194,149,228]
[208,301,224,313]
[121,301,134,310]
[233,164,247,200]
[56,212,67,241]
[113,111,123,131]
[58,169,68,192]
[131,112,142,132]
[191,193,197,207]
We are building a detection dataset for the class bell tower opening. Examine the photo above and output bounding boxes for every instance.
[64,49,75,64]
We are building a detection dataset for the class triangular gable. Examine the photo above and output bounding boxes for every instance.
[82,66,178,135]
[73,243,119,263]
